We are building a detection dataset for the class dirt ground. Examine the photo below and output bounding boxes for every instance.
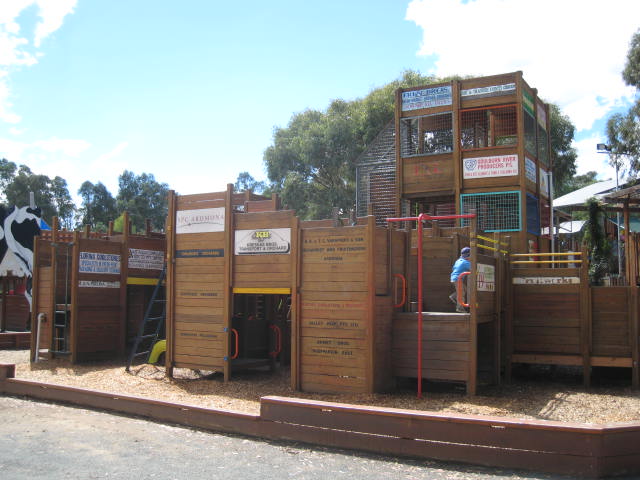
[2,349,639,424]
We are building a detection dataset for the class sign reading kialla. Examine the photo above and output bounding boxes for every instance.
[176,207,225,234]
[234,228,291,255]
[463,154,518,179]
[513,276,580,285]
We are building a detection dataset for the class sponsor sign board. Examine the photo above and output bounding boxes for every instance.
[79,252,121,275]
[79,280,120,288]
[461,83,516,99]
[401,86,452,111]
[477,264,495,291]
[540,168,549,198]
[463,154,518,179]
[525,157,536,184]
[129,248,164,270]
[513,276,580,285]
[176,207,225,234]
[235,228,291,255]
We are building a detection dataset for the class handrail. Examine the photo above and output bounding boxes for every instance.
[511,252,581,257]
[269,324,282,358]
[387,212,476,399]
[511,260,583,264]
[392,273,407,308]
[457,271,471,308]
[476,234,508,247]
[231,328,239,360]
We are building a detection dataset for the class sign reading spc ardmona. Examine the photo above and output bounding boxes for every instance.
[176,207,225,234]
[234,228,291,255]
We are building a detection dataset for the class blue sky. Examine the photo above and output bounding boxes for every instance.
[0,0,639,206]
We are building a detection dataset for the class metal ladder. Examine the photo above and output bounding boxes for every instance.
[51,242,72,356]
[125,264,166,372]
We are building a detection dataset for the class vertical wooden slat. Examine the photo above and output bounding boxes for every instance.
[290,215,300,390]
[632,285,639,389]
[366,216,375,393]
[581,244,591,387]
[165,190,176,378]
[70,231,80,364]
[467,214,478,395]
[223,184,233,382]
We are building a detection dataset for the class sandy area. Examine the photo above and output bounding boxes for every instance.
[2,349,639,424]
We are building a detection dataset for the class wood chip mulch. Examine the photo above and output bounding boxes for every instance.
[2,350,639,424]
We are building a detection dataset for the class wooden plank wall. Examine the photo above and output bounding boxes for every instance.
[233,210,295,290]
[407,228,467,312]
[392,312,471,383]
[30,238,53,359]
[591,287,632,358]
[511,268,583,358]
[74,238,126,361]
[298,220,375,393]
[167,190,230,373]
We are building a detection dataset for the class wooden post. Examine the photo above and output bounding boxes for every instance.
[366,215,376,393]
[165,191,176,379]
[70,231,80,364]
[580,244,592,387]
[493,232,502,385]
[223,184,233,382]
[290,215,300,390]
[467,212,478,395]
[631,285,639,389]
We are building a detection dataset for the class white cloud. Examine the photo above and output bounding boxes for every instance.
[406,0,640,133]
[0,0,77,124]
[33,137,91,157]
[33,0,77,48]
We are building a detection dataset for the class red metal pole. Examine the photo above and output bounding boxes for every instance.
[387,213,475,399]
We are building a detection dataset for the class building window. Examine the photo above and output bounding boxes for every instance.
[460,191,520,232]
[526,193,540,235]
[523,109,536,156]
[400,112,453,157]
[460,105,518,150]
[537,125,549,167]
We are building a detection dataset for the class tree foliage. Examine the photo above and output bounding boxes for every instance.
[606,28,640,175]
[549,104,578,196]
[116,170,169,231]
[582,198,611,285]
[77,181,117,231]
[234,171,266,194]
[2,163,75,228]
[264,70,441,219]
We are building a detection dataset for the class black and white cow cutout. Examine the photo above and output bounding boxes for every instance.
[0,205,42,309]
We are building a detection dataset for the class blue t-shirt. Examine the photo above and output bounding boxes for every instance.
[450,256,471,282]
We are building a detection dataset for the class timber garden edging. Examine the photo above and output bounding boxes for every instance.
[1,363,639,478]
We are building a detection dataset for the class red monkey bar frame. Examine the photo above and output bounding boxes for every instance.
[387,213,476,398]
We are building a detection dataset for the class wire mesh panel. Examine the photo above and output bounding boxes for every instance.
[460,105,517,150]
[400,112,453,157]
[355,122,396,223]
[523,109,537,156]
[537,125,549,166]
[460,191,520,232]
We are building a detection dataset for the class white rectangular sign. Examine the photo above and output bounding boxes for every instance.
[477,264,495,291]
[176,207,225,234]
[235,228,291,255]
[525,156,536,184]
[513,276,580,285]
[463,154,518,179]
[401,86,452,111]
[540,167,549,198]
[128,248,164,270]
[79,252,121,275]
[461,83,516,98]
[79,280,121,288]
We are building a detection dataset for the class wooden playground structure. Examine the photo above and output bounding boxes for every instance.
[22,71,640,395]
[29,214,165,363]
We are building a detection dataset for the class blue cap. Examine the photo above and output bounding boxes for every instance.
[461,247,470,257]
